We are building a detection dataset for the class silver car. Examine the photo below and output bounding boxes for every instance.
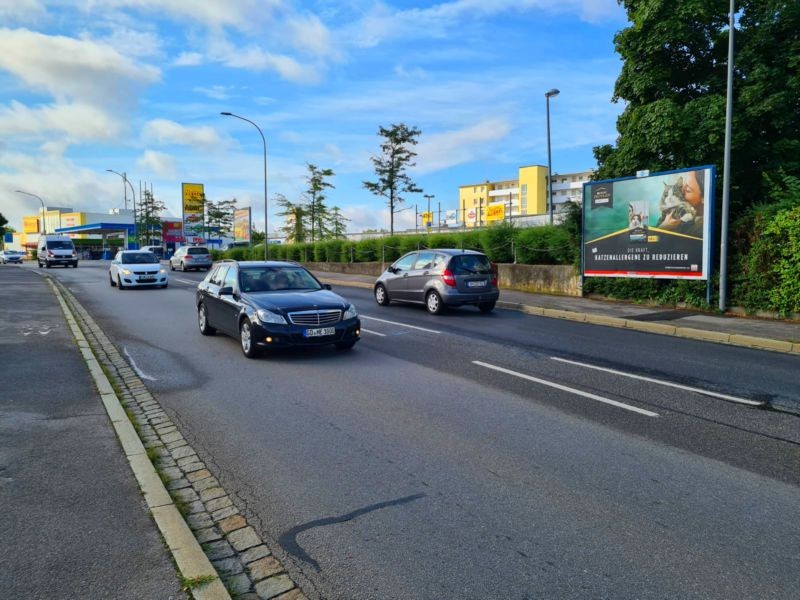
[170,246,212,271]
[374,249,499,314]
[0,250,24,264]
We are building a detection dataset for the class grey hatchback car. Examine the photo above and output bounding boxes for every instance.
[374,249,499,314]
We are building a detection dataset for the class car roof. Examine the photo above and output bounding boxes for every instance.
[233,261,303,268]
[403,248,486,256]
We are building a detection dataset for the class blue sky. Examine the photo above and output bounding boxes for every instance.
[0,0,628,235]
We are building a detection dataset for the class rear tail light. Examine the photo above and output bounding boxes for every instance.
[442,268,456,287]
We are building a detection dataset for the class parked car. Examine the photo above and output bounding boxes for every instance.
[170,246,211,271]
[141,245,164,260]
[0,250,24,264]
[196,260,361,358]
[374,249,499,314]
[37,235,78,268]
[109,250,168,289]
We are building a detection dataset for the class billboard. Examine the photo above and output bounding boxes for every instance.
[583,166,714,279]
[233,207,251,242]
[23,217,40,234]
[162,221,184,243]
[486,204,505,222]
[182,183,205,243]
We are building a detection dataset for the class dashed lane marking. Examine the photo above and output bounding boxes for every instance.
[360,315,441,334]
[473,360,659,417]
[361,328,387,337]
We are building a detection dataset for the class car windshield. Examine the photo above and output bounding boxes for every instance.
[48,241,73,249]
[450,254,492,275]
[121,252,158,264]
[239,267,322,292]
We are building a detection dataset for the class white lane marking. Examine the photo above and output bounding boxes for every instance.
[360,315,441,334]
[174,278,197,285]
[550,356,765,407]
[361,328,387,337]
[473,360,659,417]
[123,347,157,381]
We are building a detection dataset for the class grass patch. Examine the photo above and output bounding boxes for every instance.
[181,574,217,591]
[174,498,190,518]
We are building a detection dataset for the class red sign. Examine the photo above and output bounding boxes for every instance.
[162,221,184,243]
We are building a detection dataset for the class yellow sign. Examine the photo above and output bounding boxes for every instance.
[486,204,505,222]
[61,212,84,228]
[421,211,433,225]
[182,183,205,240]
[23,217,40,233]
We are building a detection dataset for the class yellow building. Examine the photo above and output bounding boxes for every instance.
[458,165,548,227]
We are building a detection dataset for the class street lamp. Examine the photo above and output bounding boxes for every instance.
[221,112,268,260]
[545,88,560,225]
[16,190,47,234]
[423,193,434,229]
[107,170,137,248]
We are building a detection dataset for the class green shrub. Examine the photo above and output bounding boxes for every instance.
[479,223,515,263]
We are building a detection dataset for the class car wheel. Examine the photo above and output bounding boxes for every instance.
[374,284,390,306]
[426,290,444,315]
[335,340,356,351]
[478,301,496,313]
[117,275,125,290]
[109,272,116,287]
[198,303,215,335]
[38,260,43,268]
[239,319,260,358]
[45,262,51,268]
[180,261,186,272]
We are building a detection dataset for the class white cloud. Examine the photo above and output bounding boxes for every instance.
[285,13,339,59]
[0,100,122,140]
[394,64,428,80]
[86,25,164,59]
[137,149,176,176]
[192,85,234,100]
[142,119,223,148]
[415,118,513,174]
[220,46,321,84]
[173,52,203,66]
[0,28,160,107]
[0,0,45,24]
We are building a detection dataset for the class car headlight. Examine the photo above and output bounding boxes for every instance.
[159,268,166,274]
[256,309,287,325]
[343,304,358,320]
[121,268,132,275]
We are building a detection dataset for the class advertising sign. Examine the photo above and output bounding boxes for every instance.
[583,166,714,279]
[421,211,433,228]
[181,183,205,243]
[23,217,40,234]
[444,210,459,225]
[233,207,251,242]
[486,204,505,222]
[162,221,184,243]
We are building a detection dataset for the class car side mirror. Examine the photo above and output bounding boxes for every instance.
[323,284,332,290]
[219,286,233,296]
[388,266,397,274]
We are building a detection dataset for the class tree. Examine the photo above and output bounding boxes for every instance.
[206,198,237,241]
[305,163,335,242]
[594,0,800,216]
[363,123,423,235]
[275,193,308,243]
[137,188,166,246]
[328,206,350,239]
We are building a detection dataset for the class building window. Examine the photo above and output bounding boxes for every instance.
[521,184,527,214]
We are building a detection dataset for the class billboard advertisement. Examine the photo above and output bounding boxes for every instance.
[23,217,40,233]
[182,182,205,244]
[233,207,251,242]
[163,221,184,243]
[583,166,714,279]
[486,204,505,222]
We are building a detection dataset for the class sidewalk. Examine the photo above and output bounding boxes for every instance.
[0,267,186,599]
[312,270,800,355]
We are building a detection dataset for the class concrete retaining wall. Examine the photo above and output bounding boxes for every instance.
[305,261,581,296]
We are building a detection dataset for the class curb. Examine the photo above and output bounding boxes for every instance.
[48,278,231,600]
[314,277,800,356]
[47,276,307,600]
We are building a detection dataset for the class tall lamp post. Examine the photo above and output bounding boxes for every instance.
[545,88,560,225]
[221,112,269,260]
[16,190,47,234]
[423,193,434,230]
[107,170,137,248]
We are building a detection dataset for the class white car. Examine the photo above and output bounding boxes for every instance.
[109,250,168,289]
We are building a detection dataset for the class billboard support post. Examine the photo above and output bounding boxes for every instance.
[719,0,735,312]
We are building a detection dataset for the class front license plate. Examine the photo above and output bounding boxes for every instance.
[467,280,487,287]
[138,278,155,283]
[304,327,335,338]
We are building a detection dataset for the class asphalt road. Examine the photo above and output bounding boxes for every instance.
[36,261,800,599]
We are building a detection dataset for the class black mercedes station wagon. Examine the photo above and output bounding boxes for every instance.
[196,260,361,358]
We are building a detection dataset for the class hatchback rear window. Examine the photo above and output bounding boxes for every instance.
[188,247,209,255]
[449,254,492,275]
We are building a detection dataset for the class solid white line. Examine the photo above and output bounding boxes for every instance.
[360,315,441,334]
[361,328,387,337]
[123,347,157,381]
[473,360,659,417]
[550,356,765,407]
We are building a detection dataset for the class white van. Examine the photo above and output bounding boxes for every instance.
[37,235,78,268]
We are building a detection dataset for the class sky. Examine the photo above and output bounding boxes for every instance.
[0,0,629,236]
